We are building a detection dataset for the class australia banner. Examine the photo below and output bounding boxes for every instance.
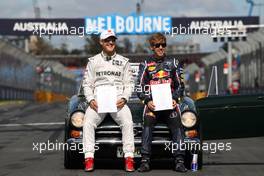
[0,16,259,36]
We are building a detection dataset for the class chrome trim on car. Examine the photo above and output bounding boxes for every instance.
[96,126,120,129]
[67,137,200,145]
[66,137,172,145]
[96,123,142,129]
[183,138,201,143]
[153,131,169,134]
[154,126,169,129]
[95,139,171,145]
[95,130,168,134]
[96,131,122,134]
[96,124,168,129]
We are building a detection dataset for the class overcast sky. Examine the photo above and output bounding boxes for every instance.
[1,0,264,52]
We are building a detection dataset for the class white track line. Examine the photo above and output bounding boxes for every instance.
[0,122,64,127]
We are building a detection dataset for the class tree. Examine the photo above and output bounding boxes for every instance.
[116,44,125,53]
[60,43,69,55]
[123,37,132,53]
[71,49,83,55]
[135,43,148,53]
[84,34,101,54]
[30,37,72,55]
[31,37,53,55]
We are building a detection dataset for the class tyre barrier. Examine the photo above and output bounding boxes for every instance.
[0,86,34,100]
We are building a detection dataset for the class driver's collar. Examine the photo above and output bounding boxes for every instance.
[101,51,116,61]
[152,54,166,63]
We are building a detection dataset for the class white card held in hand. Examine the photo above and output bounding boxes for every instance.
[151,83,173,111]
[96,86,117,113]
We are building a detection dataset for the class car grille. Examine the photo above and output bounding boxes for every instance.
[95,123,170,139]
[95,124,143,138]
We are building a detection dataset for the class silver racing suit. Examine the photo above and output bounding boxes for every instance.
[83,52,133,102]
[82,52,135,158]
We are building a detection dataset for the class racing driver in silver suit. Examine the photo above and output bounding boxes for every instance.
[82,29,135,172]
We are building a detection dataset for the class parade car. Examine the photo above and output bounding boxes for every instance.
[64,87,203,170]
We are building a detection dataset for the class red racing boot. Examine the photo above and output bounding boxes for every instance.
[84,157,94,172]
[125,157,135,172]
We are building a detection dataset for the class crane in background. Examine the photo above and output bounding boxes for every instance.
[246,0,264,16]
[136,0,144,15]
[32,0,41,18]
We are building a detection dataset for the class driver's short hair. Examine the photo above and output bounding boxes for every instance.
[148,33,166,46]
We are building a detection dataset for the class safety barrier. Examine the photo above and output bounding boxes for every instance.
[0,39,77,102]
[199,29,264,94]
[0,85,34,100]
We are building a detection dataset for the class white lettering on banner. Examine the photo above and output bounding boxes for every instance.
[97,17,105,32]
[163,17,171,32]
[107,16,112,30]
[39,23,46,31]
[13,22,68,32]
[86,18,97,34]
[190,20,244,29]
[135,16,143,33]
[152,16,162,32]
[144,17,152,33]
[126,16,134,33]
[85,15,172,34]
[116,16,125,33]
[13,23,21,31]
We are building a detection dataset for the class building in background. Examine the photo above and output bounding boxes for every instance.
[167,41,200,54]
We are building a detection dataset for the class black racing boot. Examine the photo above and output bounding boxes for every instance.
[138,157,150,172]
[174,158,187,172]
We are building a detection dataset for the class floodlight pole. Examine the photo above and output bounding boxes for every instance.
[215,66,219,95]
[227,41,232,91]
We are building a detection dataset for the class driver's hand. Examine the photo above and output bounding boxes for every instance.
[116,99,126,109]
[89,99,98,112]
[147,101,155,111]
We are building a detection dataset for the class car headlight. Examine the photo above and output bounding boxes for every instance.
[71,112,84,128]
[181,111,197,128]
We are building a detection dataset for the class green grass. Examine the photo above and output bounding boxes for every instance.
[0,100,28,106]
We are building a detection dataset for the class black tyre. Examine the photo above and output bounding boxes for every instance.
[64,118,74,169]
[198,123,203,169]
[198,150,203,169]
[64,148,75,169]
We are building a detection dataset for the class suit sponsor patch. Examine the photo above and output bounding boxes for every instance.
[96,71,121,77]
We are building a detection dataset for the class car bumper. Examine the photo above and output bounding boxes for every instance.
[66,137,201,158]
[66,137,200,144]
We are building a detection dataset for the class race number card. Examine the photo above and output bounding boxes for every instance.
[96,86,117,113]
[151,83,173,111]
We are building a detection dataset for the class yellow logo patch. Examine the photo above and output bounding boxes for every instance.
[148,66,156,71]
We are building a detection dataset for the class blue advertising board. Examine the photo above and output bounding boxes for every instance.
[85,15,172,34]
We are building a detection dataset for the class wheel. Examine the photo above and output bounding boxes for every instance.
[198,150,203,169]
[64,148,74,169]
[64,118,84,169]
[198,123,203,170]
[64,118,74,169]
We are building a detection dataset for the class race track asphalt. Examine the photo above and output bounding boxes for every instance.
[0,102,263,176]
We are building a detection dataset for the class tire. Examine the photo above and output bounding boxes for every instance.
[198,123,203,170]
[64,118,73,169]
[198,150,203,169]
[64,148,74,169]
[64,118,84,169]
[64,118,76,169]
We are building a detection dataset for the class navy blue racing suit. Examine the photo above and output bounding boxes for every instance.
[136,56,185,160]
